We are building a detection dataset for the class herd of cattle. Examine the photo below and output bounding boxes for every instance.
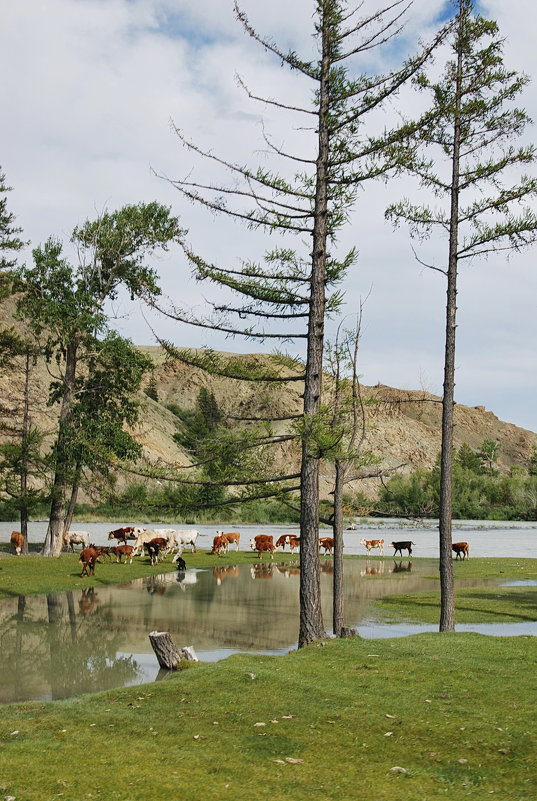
[8,527,471,575]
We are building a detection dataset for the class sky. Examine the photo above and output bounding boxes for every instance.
[2,0,537,434]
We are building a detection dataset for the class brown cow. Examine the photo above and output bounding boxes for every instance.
[10,531,24,555]
[319,537,334,555]
[452,541,470,560]
[249,535,275,560]
[79,546,103,577]
[210,534,227,556]
[111,544,135,564]
[215,530,240,552]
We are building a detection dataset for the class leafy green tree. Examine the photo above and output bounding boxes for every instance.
[15,203,183,555]
[153,0,445,647]
[456,442,482,473]
[0,166,25,289]
[478,439,500,476]
[386,0,537,630]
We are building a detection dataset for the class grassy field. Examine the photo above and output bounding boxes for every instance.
[0,633,535,800]
[0,548,536,800]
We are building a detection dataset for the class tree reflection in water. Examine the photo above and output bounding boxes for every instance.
[0,591,140,703]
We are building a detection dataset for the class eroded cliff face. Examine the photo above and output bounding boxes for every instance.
[134,348,537,501]
[2,288,536,502]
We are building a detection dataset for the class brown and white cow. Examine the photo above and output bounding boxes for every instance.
[360,538,384,556]
[452,541,470,560]
[10,531,24,555]
[63,531,90,551]
[249,535,275,560]
[215,530,240,552]
[108,526,145,544]
[210,534,228,556]
[275,534,295,551]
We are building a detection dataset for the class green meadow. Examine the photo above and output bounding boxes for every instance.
[0,548,536,800]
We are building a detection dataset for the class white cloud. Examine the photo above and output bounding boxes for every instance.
[1,0,536,433]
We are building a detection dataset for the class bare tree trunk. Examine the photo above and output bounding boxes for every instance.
[332,460,345,637]
[298,9,330,648]
[20,350,31,555]
[63,462,82,537]
[439,24,463,632]
[42,338,78,557]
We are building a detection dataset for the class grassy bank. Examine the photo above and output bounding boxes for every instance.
[376,557,537,624]
[0,544,301,599]
[0,633,535,800]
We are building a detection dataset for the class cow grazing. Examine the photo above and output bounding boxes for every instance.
[79,546,103,577]
[319,537,334,555]
[210,534,227,556]
[360,538,384,556]
[390,540,415,557]
[452,541,470,560]
[275,534,296,551]
[111,544,135,564]
[287,536,301,554]
[249,535,275,560]
[144,537,169,565]
[63,531,90,551]
[10,531,24,555]
[215,530,240,552]
[108,526,144,544]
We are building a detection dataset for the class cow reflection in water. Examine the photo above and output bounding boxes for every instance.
[276,563,300,578]
[78,587,99,615]
[391,560,412,573]
[361,560,385,576]
[250,563,274,580]
[213,565,239,585]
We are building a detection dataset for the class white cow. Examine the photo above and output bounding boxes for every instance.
[63,531,90,551]
[166,529,200,553]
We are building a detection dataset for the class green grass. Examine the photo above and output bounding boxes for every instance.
[376,557,537,624]
[0,634,535,800]
[0,551,536,798]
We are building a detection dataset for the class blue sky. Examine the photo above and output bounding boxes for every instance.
[2,0,537,434]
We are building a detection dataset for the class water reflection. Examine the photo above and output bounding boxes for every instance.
[0,559,531,705]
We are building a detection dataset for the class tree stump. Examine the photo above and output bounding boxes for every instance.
[148,631,198,670]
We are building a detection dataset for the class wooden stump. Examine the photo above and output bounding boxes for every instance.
[148,631,198,670]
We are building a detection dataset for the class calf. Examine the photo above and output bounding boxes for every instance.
[10,531,24,556]
[319,537,334,555]
[79,546,103,577]
[390,540,415,557]
[111,544,135,564]
[288,536,301,554]
[249,535,275,560]
[215,530,240,552]
[452,541,470,560]
[360,538,384,556]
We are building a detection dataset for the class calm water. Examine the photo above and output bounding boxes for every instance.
[1,519,536,704]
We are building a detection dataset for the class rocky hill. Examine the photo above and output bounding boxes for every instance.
[2,294,536,502]
[135,346,537,501]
